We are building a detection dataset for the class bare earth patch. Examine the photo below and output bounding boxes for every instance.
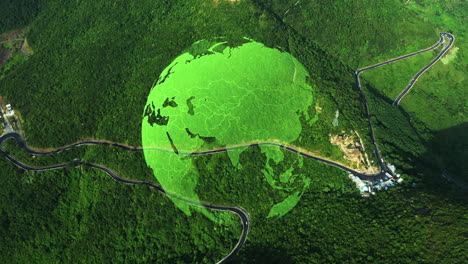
[329,131,379,174]
[0,28,25,42]
[21,38,34,56]
[0,28,32,68]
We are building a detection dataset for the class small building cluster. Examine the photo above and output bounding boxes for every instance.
[0,100,20,135]
[373,177,401,191]
[349,163,404,197]
[348,174,372,195]
[4,104,15,117]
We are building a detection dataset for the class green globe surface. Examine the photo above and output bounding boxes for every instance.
[142,39,317,219]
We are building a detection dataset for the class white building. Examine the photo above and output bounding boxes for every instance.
[4,104,14,117]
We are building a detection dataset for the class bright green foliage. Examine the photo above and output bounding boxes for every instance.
[361,48,439,101]
[266,191,301,218]
[142,39,316,218]
[360,0,467,183]
[0,53,28,79]
[441,46,459,64]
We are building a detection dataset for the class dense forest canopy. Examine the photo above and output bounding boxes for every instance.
[0,0,466,263]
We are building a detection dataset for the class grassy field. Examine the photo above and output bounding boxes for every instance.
[402,0,467,132]
[361,0,467,182]
[361,47,440,103]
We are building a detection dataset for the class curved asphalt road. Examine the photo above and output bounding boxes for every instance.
[354,32,454,179]
[0,132,389,182]
[393,33,455,106]
[0,133,249,264]
[354,32,455,107]
[0,32,453,263]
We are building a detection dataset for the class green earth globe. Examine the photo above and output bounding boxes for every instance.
[142,39,318,220]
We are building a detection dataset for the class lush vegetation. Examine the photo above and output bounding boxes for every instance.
[361,48,440,102]
[358,0,467,183]
[0,0,466,263]
[142,39,320,218]
[259,0,438,67]
[232,184,467,264]
[0,157,241,263]
[404,1,467,145]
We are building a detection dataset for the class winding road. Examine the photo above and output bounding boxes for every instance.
[0,32,454,263]
[353,32,454,183]
[355,32,454,106]
[0,133,249,264]
[393,33,455,106]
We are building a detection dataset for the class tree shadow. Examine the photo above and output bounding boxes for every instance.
[361,78,467,192]
[418,122,468,189]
